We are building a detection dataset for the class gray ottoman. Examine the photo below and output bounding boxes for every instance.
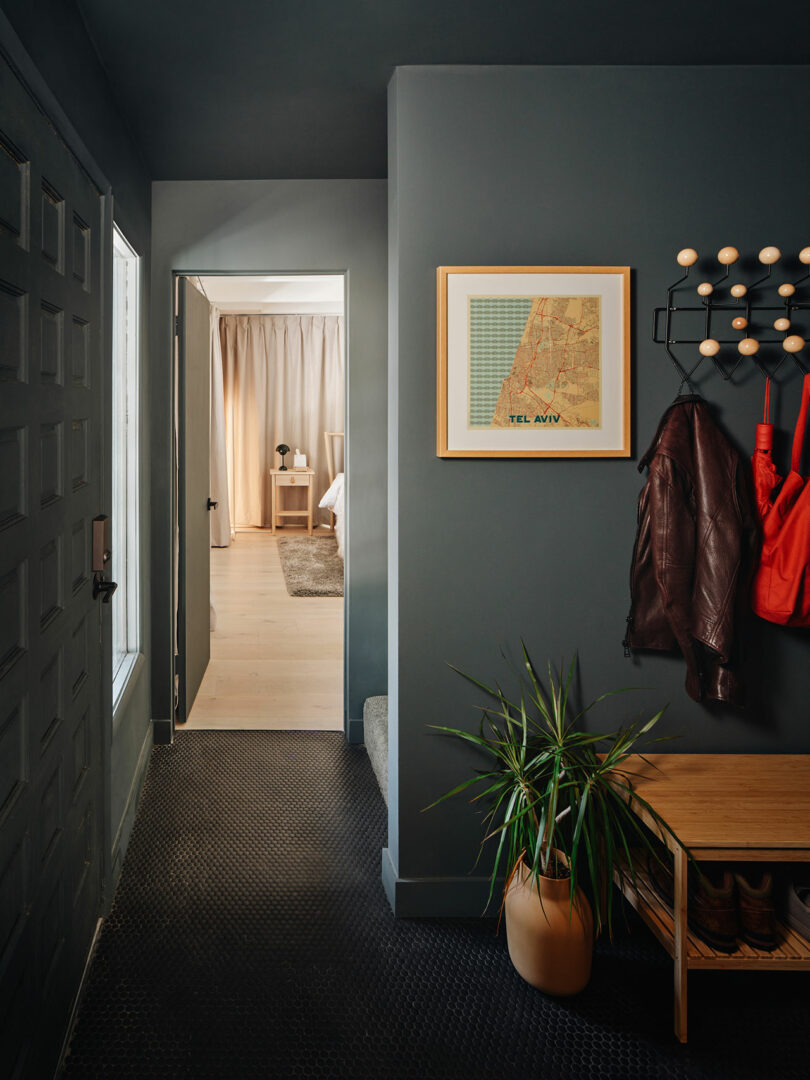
[363,696,388,806]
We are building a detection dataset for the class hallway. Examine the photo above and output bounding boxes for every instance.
[60,733,809,1079]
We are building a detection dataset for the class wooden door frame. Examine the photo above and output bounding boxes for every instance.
[170,269,349,736]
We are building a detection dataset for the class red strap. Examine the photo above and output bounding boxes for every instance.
[756,376,774,451]
[791,372,810,474]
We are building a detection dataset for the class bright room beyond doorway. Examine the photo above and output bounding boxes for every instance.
[185,528,343,729]
[183,274,345,731]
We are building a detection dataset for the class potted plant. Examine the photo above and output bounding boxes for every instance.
[427,647,683,996]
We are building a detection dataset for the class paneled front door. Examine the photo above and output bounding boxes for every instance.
[0,50,110,1077]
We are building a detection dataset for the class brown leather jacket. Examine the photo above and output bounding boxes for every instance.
[624,395,758,705]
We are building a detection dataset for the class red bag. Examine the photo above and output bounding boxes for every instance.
[751,372,810,626]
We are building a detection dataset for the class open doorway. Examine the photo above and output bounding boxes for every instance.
[175,273,346,731]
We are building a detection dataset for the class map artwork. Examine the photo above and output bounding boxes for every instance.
[468,295,601,430]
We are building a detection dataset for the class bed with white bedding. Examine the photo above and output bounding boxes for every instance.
[319,472,345,559]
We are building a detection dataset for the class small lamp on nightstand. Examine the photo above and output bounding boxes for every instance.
[276,443,290,471]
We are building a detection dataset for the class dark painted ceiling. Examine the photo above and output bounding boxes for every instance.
[73,0,808,180]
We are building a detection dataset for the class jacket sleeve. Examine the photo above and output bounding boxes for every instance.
[646,454,703,701]
[687,455,756,706]
[690,456,750,664]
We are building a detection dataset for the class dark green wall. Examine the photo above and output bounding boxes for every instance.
[150,180,388,737]
[385,65,810,915]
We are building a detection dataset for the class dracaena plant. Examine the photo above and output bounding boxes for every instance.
[426,648,684,934]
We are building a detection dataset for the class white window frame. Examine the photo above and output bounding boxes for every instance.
[112,224,141,710]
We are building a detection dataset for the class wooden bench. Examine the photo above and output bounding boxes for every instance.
[614,754,810,1042]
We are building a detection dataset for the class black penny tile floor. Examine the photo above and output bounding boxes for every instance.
[60,731,810,1079]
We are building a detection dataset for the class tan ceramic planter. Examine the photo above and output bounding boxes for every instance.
[504,856,594,995]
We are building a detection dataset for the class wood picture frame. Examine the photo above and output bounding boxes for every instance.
[436,265,631,458]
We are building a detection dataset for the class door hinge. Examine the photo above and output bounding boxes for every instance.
[175,314,181,336]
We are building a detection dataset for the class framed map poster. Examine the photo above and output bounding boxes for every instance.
[436,266,630,457]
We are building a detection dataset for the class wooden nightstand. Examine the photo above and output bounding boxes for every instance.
[269,468,315,535]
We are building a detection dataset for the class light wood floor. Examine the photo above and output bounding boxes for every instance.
[185,528,343,730]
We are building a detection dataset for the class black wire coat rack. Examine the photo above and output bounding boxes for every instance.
[652,246,810,388]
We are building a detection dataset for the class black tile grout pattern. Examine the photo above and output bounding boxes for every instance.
[60,732,809,1079]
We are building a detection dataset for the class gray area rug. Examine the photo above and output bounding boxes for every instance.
[277,535,344,596]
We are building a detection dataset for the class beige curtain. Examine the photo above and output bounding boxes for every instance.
[216,314,344,530]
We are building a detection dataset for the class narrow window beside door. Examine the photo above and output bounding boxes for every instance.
[112,225,141,706]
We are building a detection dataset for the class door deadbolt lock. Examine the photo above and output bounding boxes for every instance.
[92,515,116,602]
[92,514,111,572]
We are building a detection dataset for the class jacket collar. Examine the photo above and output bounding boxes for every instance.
[638,395,705,472]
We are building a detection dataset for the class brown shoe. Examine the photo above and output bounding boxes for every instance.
[735,870,777,951]
[689,865,738,953]
[647,853,738,952]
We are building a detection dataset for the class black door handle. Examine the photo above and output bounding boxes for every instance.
[207,498,218,510]
[93,573,118,603]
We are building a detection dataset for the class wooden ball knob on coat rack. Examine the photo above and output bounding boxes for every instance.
[653,244,810,386]
[699,339,721,357]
